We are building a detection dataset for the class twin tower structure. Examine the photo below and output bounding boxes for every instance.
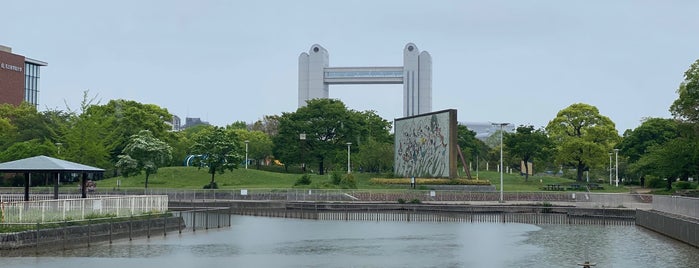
[298,43,432,117]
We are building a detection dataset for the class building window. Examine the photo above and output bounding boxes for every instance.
[24,63,41,107]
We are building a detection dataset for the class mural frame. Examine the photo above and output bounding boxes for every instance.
[393,109,457,178]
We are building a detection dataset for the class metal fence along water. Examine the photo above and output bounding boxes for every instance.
[0,195,169,224]
[20,187,650,207]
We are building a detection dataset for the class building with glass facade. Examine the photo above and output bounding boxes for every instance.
[0,45,47,107]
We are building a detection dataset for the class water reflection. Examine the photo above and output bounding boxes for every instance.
[4,215,699,268]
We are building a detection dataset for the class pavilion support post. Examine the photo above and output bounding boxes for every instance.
[54,172,60,200]
[24,172,30,201]
[81,173,88,198]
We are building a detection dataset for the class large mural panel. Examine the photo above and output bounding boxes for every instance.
[394,109,457,178]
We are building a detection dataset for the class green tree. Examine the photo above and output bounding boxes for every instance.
[670,59,699,123]
[59,93,112,169]
[0,103,58,150]
[356,137,393,173]
[274,99,362,175]
[232,129,274,169]
[83,99,173,164]
[504,125,553,181]
[634,137,697,189]
[251,115,280,137]
[619,118,679,164]
[190,126,242,188]
[357,110,392,143]
[457,125,489,173]
[115,130,173,189]
[226,121,248,130]
[0,117,16,151]
[546,103,619,181]
[0,140,57,162]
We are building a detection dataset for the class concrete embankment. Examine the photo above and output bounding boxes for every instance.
[0,216,184,255]
[636,210,699,247]
[170,200,637,225]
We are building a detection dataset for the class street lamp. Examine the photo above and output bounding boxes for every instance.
[492,122,509,203]
[614,149,619,187]
[609,152,613,185]
[346,142,352,174]
[300,133,306,172]
[244,140,249,169]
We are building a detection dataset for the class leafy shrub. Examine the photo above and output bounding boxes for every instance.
[340,173,357,189]
[675,181,697,190]
[540,202,553,213]
[331,171,343,185]
[203,181,219,189]
[294,174,312,186]
[409,199,422,204]
[646,178,665,188]
[397,198,406,204]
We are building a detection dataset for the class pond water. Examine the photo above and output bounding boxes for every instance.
[5,215,698,268]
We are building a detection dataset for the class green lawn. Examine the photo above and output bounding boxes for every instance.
[91,166,631,193]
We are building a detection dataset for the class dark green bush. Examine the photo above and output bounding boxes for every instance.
[203,182,219,189]
[646,178,665,188]
[409,198,421,204]
[675,181,697,190]
[331,172,343,185]
[294,174,312,186]
[397,198,406,204]
[340,173,357,189]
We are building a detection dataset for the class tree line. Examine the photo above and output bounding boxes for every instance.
[1,59,698,189]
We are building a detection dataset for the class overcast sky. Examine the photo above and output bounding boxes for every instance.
[2,0,698,133]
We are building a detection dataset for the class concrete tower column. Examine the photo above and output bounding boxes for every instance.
[403,43,420,117]
[298,44,329,107]
[418,51,432,114]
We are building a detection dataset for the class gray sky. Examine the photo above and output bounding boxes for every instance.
[2,0,698,133]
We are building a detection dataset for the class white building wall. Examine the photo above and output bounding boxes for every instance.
[307,44,329,102]
[403,43,420,117]
[418,51,432,115]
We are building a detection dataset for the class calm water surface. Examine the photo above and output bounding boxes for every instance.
[5,215,698,268]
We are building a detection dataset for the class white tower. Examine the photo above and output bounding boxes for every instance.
[298,43,432,117]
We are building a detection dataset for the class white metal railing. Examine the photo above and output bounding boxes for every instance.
[0,194,86,203]
[91,188,652,207]
[0,195,168,224]
[652,195,699,219]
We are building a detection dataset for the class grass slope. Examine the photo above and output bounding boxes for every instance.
[93,167,630,193]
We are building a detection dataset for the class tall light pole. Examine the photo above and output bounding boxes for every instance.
[244,140,249,169]
[300,133,306,172]
[614,148,619,187]
[346,142,352,174]
[347,142,352,174]
[492,123,509,203]
[609,152,613,185]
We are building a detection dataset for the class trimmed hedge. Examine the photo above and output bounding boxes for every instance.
[370,178,491,185]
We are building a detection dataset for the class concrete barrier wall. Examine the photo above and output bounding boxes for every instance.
[636,210,699,247]
[0,216,184,253]
[205,201,636,226]
[652,195,699,219]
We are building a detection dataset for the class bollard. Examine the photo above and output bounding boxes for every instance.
[63,219,67,250]
[87,219,91,247]
[109,217,113,244]
[129,215,133,241]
